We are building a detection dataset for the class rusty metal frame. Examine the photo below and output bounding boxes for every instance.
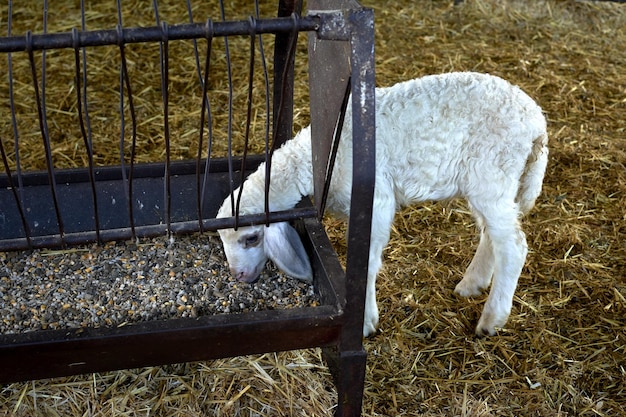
[0,1,375,415]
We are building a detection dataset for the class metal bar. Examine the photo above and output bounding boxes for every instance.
[185,2,214,234]
[333,7,375,417]
[0,305,341,384]
[307,3,352,217]
[2,2,32,247]
[265,13,300,224]
[26,32,66,246]
[116,2,140,240]
[186,0,204,87]
[80,1,101,243]
[221,1,238,226]
[342,7,375,352]
[73,28,101,243]
[197,24,214,232]
[255,0,273,231]
[319,77,351,218]
[235,17,258,220]
[0,16,320,53]
[0,140,31,247]
[0,207,319,252]
[271,0,303,149]
[159,20,173,235]
[0,156,265,187]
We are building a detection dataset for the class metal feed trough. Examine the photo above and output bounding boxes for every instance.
[0,0,375,415]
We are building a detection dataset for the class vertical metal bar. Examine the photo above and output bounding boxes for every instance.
[153,2,172,234]
[0,139,31,247]
[41,0,48,124]
[118,38,138,239]
[73,27,101,243]
[79,1,101,242]
[335,9,376,416]
[197,20,214,231]
[185,0,204,87]
[7,0,23,191]
[5,0,32,246]
[26,30,65,244]
[116,1,139,239]
[219,0,237,227]
[255,0,272,221]
[264,13,299,224]
[186,1,213,231]
[319,77,351,218]
[306,1,351,218]
[342,8,376,351]
[159,21,172,235]
[272,0,302,147]
[234,17,257,219]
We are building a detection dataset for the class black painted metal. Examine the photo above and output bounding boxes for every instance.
[0,16,320,53]
[0,158,321,251]
[0,2,376,416]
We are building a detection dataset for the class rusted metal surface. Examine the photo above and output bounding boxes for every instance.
[307,0,352,216]
[308,4,376,414]
[336,8,376,416]
[0,17,320,53]
[0,307,343,384]
[0,215,344,384]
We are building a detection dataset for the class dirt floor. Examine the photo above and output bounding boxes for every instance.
[1,0,625,416]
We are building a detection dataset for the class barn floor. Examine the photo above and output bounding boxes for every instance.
[1,0,625,416]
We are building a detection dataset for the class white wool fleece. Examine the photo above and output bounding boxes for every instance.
[218,72,548,337]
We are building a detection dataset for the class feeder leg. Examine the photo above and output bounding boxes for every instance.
[323,346,367,417]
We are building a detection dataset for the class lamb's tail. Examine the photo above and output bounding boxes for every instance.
[516,131,549,215]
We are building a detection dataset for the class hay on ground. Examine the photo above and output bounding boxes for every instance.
[1,0,625,416]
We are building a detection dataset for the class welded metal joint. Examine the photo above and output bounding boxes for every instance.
[306,10,351,41]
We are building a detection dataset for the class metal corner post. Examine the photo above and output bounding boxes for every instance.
[343,5,375,355]
[334,6,376,417]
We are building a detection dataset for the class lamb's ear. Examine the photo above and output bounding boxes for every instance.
[264,222,313,282]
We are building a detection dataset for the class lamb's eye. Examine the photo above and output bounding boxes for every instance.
[244,234,259,248]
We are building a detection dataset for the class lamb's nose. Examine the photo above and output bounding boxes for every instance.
[232,269,261,284]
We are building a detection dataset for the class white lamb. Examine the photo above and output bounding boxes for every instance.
[217,72,548,337]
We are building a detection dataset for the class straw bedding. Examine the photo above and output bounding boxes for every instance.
[1,0,625,416]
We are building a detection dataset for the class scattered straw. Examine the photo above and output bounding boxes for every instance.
[1,0,625,416]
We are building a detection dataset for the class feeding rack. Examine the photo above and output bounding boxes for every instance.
[0,0,375,415]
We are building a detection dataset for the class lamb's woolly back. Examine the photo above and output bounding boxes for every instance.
[217,72,549,337]
[219,72,547,220]
[324,71,548,216]
[216,127,314,218]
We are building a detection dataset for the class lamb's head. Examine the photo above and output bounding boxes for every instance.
[217,207,313,283]
[218,224,267,282]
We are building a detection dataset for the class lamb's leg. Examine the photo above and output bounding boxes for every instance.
[362,194,395,337]
[455,222,494,297]
[475,209,528,336]
[362,243,383,337]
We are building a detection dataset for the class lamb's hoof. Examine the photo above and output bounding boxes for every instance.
[475,311,507,337]
[363,301,379,337]
[363,319,378,338]
[475,324,498,338]
[454,278,485,298]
